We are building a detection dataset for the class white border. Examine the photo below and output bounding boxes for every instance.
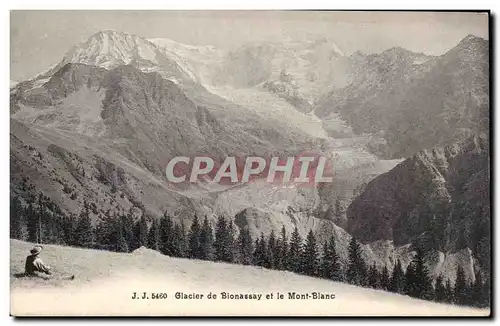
[2,1,498,9]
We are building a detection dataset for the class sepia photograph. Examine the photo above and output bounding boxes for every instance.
[9,10,491,317]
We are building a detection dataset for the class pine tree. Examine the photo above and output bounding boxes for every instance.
[320,235,341,281]
[276,226,288,270]
[96,212,130,252]
[253,233,269,267]
[52,202,70,245]
[445,278,454,304]
[237,226,253,265]
[36,194,46,243]
[380,265,390,290]
[301,229,319,276]
[26,202,40,243]
[252,238,260,265]
[481,275,491,308]
[95,212,112,250]
[121,211,136,251]
[146,218,161,252]
[171,221,187,258]
[171,221,181,257]
[134,214,149,249]
[454,266,468,306]
[267,230,278,269]
[40,204,57,243]
[471,270,490,308]
[465,279,474,307]
[181,220,189,257]
[389,259,405,294]
[59,213,75,246]
[287,226,302,273]
[214,216,234,262]
[159,213,174,256]
[367,264,381,289]
[10,197,24,240]
[116,225,129,253]
[199,216,214,260]
[412,249,433,300]
[226,220,236,262]
[347,236,367,286]
[434,274,446,302]
[320,240,329,278]
[73,205,94,247]
[472,270,483,307]
[214,216,226,261]
[404,260,417,297]
[188,215,201,259]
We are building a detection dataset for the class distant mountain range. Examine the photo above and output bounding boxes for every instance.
[212,38,349,107]
[316,35,489,159]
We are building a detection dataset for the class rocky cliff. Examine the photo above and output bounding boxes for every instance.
[347,134,490,280]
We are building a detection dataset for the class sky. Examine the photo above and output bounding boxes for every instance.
[10,10,489,82]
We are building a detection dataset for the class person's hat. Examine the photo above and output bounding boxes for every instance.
[30,245,43,255]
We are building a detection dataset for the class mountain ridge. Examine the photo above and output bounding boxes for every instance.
[316,35,489,159]
[346,133,490,281]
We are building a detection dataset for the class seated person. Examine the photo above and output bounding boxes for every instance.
[25,245,51,276]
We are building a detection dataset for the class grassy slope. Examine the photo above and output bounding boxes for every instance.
[10,240,489,317]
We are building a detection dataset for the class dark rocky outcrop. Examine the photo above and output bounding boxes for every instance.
[347,134,490,275]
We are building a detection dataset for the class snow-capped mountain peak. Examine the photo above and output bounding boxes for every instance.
[148,37,225,85]
[149,37,218,55]
[36,29,205,87]
[305,37,345,57]
[62,30,159,69]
